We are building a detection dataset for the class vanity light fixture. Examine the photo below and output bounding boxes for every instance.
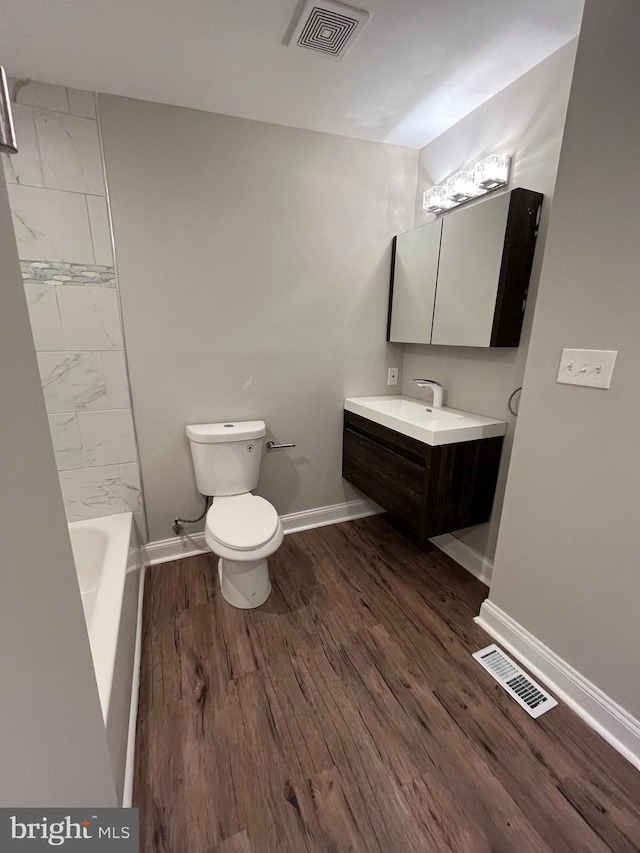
[423,154,511,214]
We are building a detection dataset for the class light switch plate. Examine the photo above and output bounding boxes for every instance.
[556,348,617,389]
[387,367,399,386]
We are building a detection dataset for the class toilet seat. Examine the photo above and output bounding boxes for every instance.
[206,494,279,551]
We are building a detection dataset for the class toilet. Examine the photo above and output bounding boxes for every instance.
[186,420,283,609]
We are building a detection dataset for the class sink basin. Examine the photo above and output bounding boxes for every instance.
[359,397,464,424]
[344,395,506,446]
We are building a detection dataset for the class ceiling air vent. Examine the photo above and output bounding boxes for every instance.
[472,644,558,719]
[289,1,370,61]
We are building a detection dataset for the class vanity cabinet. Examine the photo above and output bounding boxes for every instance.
[342,411,503,542]
[387,188,543,348]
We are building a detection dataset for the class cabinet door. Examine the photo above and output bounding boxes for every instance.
[431,192,510,347]
[388,219,442,343]
[343,427,426,532]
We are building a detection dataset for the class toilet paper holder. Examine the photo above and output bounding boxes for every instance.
[267,441,296,450]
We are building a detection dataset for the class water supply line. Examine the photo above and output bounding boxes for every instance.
[508,387,522,417]
[173,496,212,536]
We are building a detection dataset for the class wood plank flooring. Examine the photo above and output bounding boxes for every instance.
[134,515,640,852]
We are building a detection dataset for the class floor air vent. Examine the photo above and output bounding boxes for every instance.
[290,1,370,60]
[472,644,558,719]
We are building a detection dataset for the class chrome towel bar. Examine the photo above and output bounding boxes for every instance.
[0,68,18,154]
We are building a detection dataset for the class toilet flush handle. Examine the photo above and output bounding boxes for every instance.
[267,441,296,450]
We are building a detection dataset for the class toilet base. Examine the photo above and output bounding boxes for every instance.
[218,557,272,609]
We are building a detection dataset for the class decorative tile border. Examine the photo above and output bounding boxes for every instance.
[20,260,116,287]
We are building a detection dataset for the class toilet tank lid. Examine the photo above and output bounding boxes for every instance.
[186,420,266,444]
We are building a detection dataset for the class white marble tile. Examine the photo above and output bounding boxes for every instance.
[8,184,95,263]
[119,462,143,511]
[1,104,44,187]
[34,109,105,195]
[77,409,137,466]
[102,351,131,408]
[67,88,96,119]
[24,284,64,351]
[14,80,69,113]
[57,286,123,350]
[48,413,85,470]
[37,351,108,412]
[87,195,113,265]
[59,465,124,521]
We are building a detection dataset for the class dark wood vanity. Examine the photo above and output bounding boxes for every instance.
[342,410,503,543]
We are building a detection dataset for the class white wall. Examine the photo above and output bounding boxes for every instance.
[488,0,640,720]
[98,96,416,542]
[0,166,116,806]
[401,42,578,568]
[2,80,146,539]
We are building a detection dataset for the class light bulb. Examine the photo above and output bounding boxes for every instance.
[423,185,454,214]
[474,155,510,190]
[446,171,484,203]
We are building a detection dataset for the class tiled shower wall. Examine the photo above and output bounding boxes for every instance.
[2,80,147,540]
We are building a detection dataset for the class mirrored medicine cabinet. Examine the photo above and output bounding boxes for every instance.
[387,188,543,348]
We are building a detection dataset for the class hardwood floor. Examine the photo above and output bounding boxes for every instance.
[134,516,640,852]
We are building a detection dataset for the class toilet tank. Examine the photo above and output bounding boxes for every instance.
[186,420,266,496]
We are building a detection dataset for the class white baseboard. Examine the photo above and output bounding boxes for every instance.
[143,498,383,566]
[122,563,146,807]
[475,599,640,772]
[143,531,208,566]
[430,533,493,586]
[280,497,383,535]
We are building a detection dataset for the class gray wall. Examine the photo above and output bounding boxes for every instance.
[0,168,116,806]
[98,96,416,541]
[488,0,640,718]
[401,41,578,567]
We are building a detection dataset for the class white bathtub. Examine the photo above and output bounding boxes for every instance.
[69,512,144,807]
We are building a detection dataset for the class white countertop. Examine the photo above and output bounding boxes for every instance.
[344,395,507,447]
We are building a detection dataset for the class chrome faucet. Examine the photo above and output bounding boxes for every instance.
[413,378,444,409]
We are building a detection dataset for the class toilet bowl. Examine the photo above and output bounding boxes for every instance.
[205,493,284,609]
[186,419,283,609]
